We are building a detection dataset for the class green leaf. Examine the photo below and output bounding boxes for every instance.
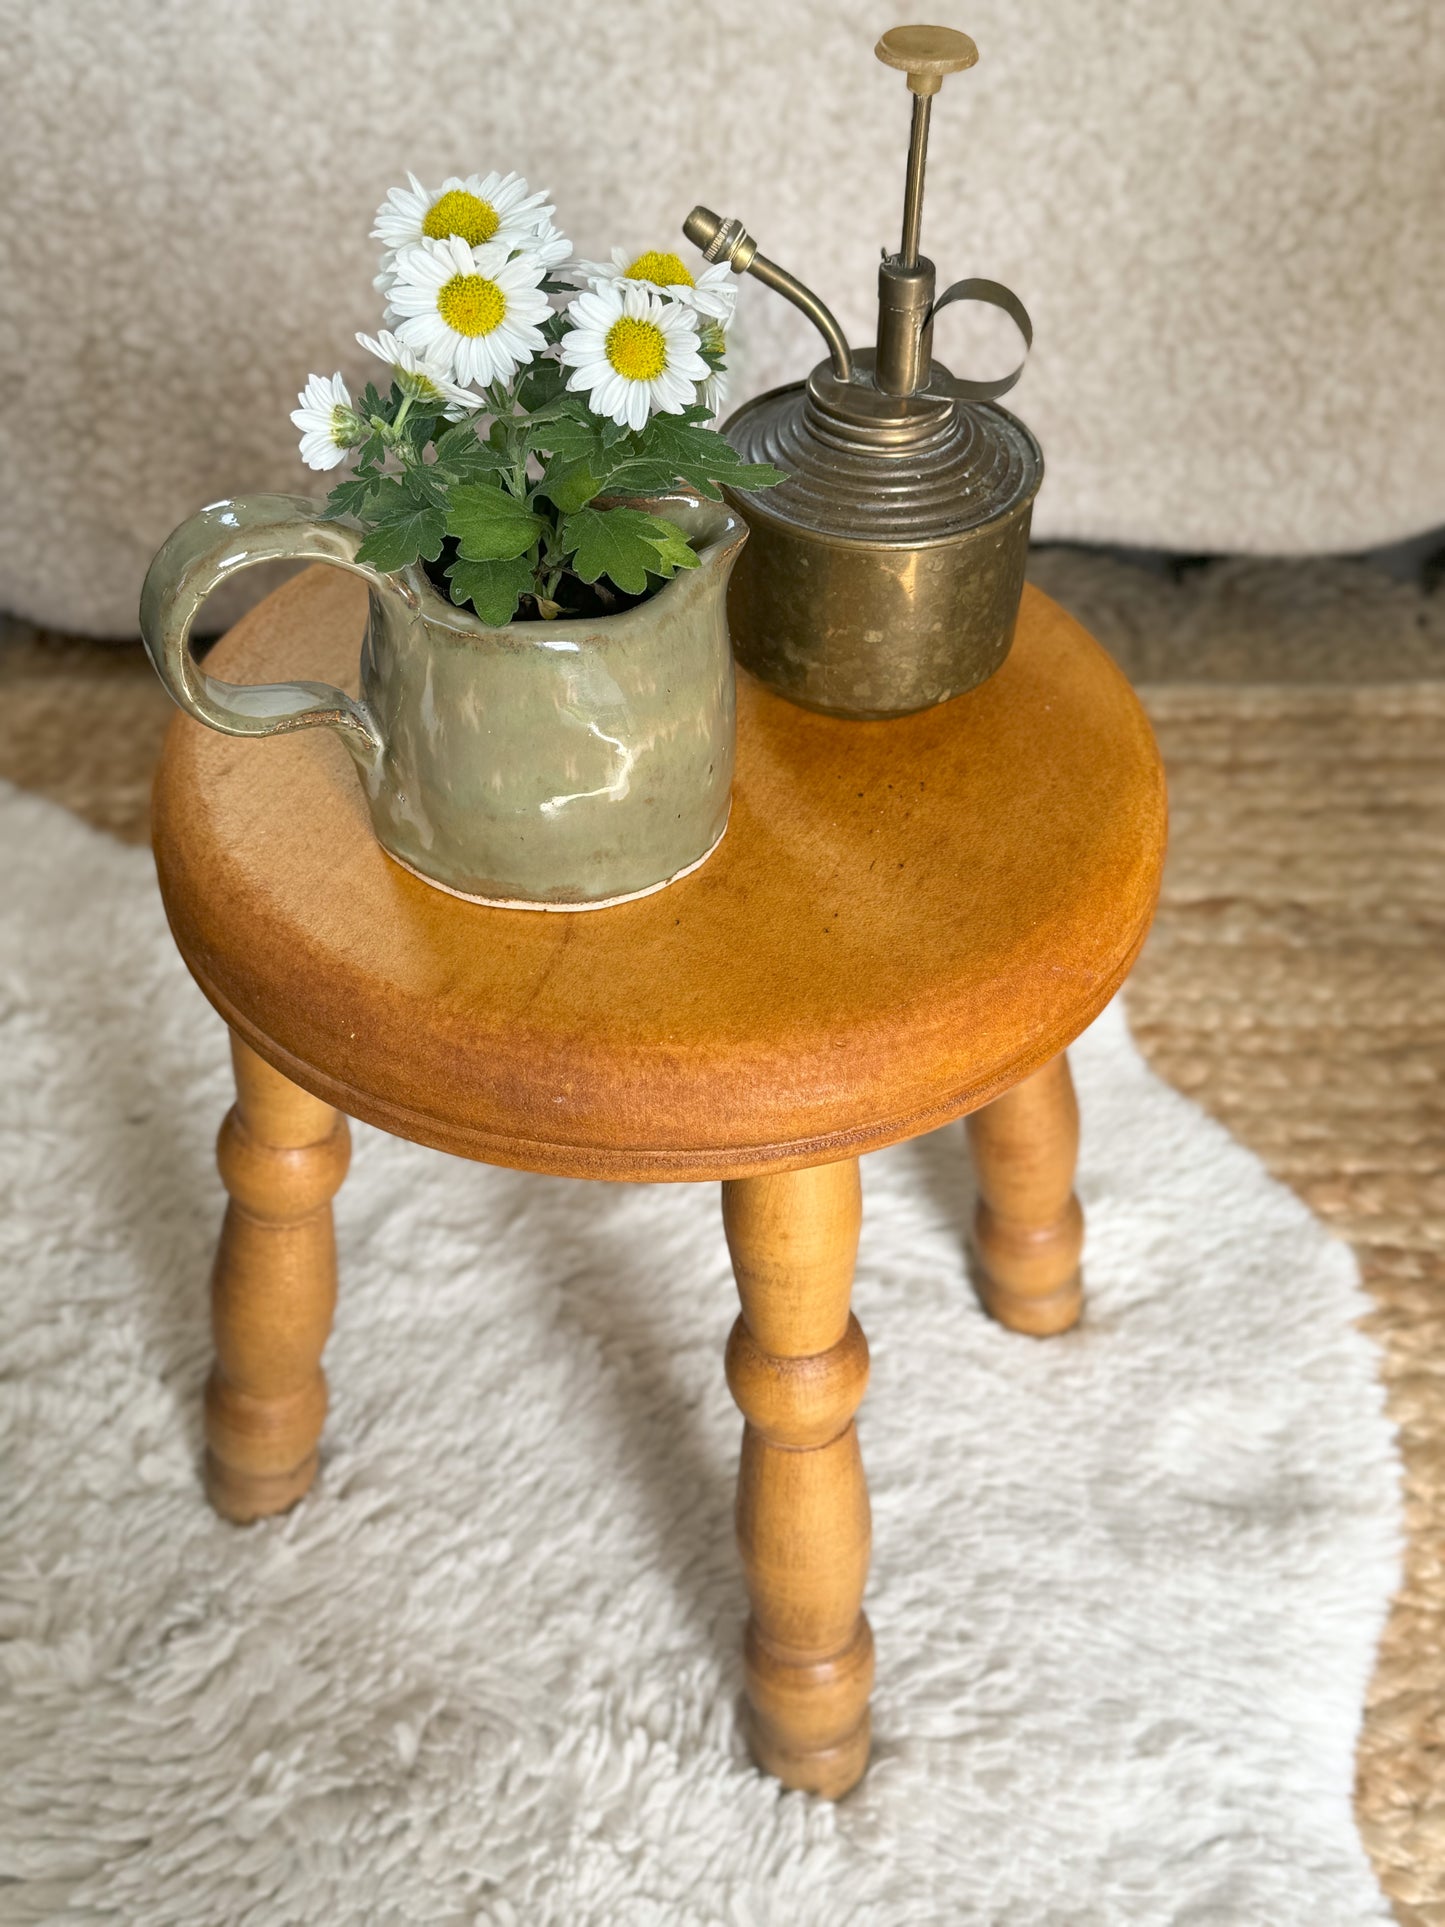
[322,474,384,521]
[638,518,702,579]
[518,401,600,456]
[352,429,388,470]
[402,463,449,510]
[529,422,702,511]
[447,553,537,626]
[632,414,785,499]
[354,474,409,517]
[515,357,567,409]
[403,407,443,453]
[433,419,482,459]
[589,456,693,501]
[535,456,604,515]
[561,508,654,593]
[432,424,509,484]
[561,506,700,595]
[354,504,447,574]
[445,482,545,561]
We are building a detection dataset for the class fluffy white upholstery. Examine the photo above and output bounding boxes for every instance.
[1,0,1441,635]
[0,781,1401,1921]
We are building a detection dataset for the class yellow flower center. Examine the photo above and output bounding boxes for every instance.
[423,189,500,247]
[606,316,669,382]
[437,274,507,337]
[626,250,695,288]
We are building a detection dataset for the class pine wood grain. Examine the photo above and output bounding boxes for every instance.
[205,1034,349,1522]
[723,1160,873,1796]
[150,569,1165,1180]
[967,1051,1085,1335]
[141,568,1165,1798]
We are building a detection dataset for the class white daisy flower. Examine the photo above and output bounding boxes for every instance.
[569,246,736,324]
[525,212,574,273]
[372,170,567,269]
[356,329,483,418]
[290,371,362,471]
[373,225,569,326]
[559,282,709,432]
[696,320,729,417]
[698,364,728,418]
[387,235,552,388]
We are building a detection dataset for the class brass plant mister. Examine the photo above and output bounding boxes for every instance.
[683,24,1041,719]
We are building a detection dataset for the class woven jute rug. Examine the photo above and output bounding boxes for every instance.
[1,546,1440,1921]
[1029,546,1445,1927]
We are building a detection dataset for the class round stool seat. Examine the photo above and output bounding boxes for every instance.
[153,571,1165,1181]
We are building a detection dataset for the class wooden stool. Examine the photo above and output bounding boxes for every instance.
[152,570,1165,1799]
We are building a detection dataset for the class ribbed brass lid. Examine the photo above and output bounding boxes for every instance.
[725,356,1042,549]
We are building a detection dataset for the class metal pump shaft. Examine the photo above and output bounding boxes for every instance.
[873,24,978,396]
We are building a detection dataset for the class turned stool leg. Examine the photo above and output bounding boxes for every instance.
[722,1159,873,1799]
[965,1051,1084,1337]
[205,1034,350,1523]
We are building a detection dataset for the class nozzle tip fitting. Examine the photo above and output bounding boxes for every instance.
[683,205,722,252]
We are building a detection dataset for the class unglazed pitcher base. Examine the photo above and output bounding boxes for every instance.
[383,813,729,912]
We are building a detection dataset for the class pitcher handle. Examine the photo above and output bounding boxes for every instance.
[139,493,393,759]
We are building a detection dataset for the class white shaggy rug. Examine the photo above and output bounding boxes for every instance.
[0,781,1401,1925]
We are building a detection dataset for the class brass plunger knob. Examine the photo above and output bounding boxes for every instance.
[874,23,978,96]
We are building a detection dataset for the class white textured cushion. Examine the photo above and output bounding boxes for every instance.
[2,0,1440,634]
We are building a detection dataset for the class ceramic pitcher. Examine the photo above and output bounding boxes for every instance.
[139,492,746,909]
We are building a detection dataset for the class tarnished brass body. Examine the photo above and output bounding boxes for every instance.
[685,23,1040,720]
[724,354,1041,717]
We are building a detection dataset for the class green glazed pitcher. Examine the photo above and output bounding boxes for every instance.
[139,492,746,909]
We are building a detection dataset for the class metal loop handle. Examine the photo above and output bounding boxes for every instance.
[926,278,1033,402]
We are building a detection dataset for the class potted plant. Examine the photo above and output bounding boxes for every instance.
[140,169,781,910]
